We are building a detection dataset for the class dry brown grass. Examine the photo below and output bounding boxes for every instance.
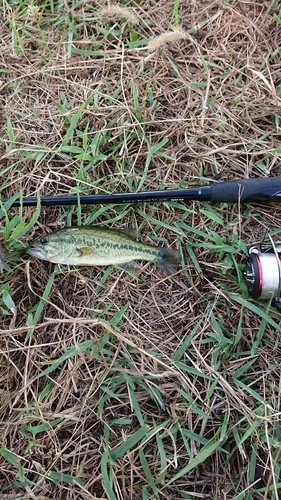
[1,0,281,499]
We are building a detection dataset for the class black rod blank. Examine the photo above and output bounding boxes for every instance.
[1,177,281,208]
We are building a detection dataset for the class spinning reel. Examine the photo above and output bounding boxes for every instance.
[244,233,281,309]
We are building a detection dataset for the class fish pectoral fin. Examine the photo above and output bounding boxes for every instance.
[76,246,94,257]
[119,227,141,241]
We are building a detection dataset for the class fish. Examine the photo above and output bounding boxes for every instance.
[28,226,179,275]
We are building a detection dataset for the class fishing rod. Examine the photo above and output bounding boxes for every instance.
[1,176,281,207]
[2,175,281,307]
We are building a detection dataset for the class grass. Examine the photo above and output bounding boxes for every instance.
[1,0,281,498]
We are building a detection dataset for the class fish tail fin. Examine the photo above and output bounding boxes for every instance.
[156,248,180,275]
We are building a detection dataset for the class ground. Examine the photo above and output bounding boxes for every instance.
[1,0,281,499]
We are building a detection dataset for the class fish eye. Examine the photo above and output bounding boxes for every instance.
[40,237,49,245]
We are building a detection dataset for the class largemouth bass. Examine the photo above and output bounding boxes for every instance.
[28,226,179,275]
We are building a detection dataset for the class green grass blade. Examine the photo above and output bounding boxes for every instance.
[109,425,149,461]
[165,437,226,486]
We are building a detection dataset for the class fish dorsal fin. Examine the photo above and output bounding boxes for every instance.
[119,227,141,241]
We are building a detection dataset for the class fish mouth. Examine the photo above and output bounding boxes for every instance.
[27,247,47,259]
[28,246,61,262]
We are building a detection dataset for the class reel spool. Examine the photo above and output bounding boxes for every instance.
[244,233,281,309]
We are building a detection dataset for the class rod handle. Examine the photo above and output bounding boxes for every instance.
[210,176,281,203]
